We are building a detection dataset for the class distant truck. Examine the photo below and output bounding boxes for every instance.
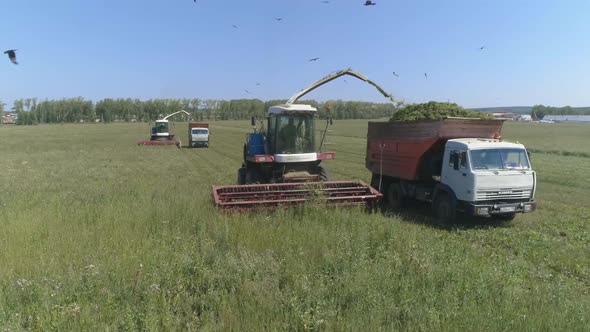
[188,123,210,148]
[366,118,537,222]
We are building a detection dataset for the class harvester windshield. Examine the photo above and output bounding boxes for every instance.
[155,121,169,134]
[274,114,315,154]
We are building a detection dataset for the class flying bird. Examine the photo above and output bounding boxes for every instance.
[256,83,261,85]
[392,71,399,77]
[244,89,251,94]
[343,79,348,84]
[308,57,320,62]
[275,18,283,21]
[321,1,330,3]
[232,25,238,28]
[424,73,428,79]
[479,46,485,50]
[364,1,376,6]
[4,50,18,65]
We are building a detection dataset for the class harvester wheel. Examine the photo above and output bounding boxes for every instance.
[237,167,246,185]
[386,182,405,210]
[433,193,455,224]
[245,168,262,184]
[317,165,330,181]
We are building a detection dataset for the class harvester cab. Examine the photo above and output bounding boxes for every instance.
[152,120,171,138]
[240,103,333,184]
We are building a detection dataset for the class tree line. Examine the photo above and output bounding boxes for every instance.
[3,98,396,125]
[532,104,590,119]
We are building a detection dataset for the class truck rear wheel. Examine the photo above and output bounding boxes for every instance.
[386,182,405,210]
[434,193,455,223]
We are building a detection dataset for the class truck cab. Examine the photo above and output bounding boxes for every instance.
[441,139,536,219]
[190,127,210,147]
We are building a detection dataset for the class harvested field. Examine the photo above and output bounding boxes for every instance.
[0,121,589,330]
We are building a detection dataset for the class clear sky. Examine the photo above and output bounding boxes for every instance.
[1,0,589,109]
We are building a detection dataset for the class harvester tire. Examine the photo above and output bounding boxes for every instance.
[245,168,262,185]
[237,167,246,185]
[317,165,330,181]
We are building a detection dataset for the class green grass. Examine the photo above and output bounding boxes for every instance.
[0,121,589,330]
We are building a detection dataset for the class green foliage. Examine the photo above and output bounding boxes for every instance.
[531,104,590,119]
[391,101,492,121]
[11,97,395,125]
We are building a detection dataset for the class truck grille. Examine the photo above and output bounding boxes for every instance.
[476,188,531,201]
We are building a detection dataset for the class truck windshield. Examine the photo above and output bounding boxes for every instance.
[275,114,315,154]
[470,149,530,170]
[191,129,208,135]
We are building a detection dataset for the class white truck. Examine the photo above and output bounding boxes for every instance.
[366,118,537,222]
[188,123,210,148]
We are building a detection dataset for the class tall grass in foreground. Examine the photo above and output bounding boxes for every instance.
[0,122,589,330]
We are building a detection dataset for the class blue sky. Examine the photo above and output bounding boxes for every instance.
[1,0,589,109]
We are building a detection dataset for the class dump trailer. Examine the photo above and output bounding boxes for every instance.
[366,118,537,222]
[188,123,210,148]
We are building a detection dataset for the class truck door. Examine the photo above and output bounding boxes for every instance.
[443,149,472,201]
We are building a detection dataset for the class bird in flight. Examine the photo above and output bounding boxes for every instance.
[364,1,376,6]
[256,83,261,85]
[424,73,428,79]
[275,18,283,21]
[392,71,399,77]
[244,90,251,94]
[4,50,18,65]
[308,57,320,62]
[343,79,349,84]
[479,46,485,50]
[321,1,330,3]
[232,25,238,28]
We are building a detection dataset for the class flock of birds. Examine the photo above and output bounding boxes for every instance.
[3,1,487,95]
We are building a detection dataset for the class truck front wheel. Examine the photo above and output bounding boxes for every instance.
[434,193,455,224]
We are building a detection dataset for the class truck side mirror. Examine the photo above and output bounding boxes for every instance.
[251,116,256,126]
[527,151,531,160]
[451,152,460,170]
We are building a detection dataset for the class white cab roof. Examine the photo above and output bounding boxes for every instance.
[447,138,526,150]
[268,104,317,115]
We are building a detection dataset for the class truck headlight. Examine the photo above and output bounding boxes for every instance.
[524,203,536,212]
[477,207,489,215]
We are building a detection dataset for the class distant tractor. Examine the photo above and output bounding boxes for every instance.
[136,110,191,147]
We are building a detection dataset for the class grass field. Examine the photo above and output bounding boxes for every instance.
[1,120,589,330]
